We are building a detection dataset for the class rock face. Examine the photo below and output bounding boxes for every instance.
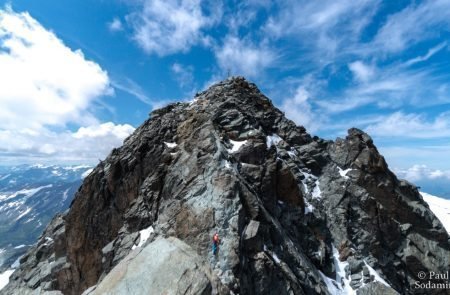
[84,237,216,295]
[3,77,450,295]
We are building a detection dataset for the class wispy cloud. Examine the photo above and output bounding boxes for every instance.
[214,35,276,78]
[254,0,450,119]
[111,78,152,106]
[405,42,448,66]
[373,0,450,54]
[263,0,380,63]
[171,63,195,89]
[279,85,323,132]
[126,0,222,56]
[365,111,450,139]
[108,17,124,32]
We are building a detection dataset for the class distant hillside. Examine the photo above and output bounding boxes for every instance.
[0,165,92,271]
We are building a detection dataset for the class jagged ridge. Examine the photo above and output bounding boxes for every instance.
[3,77,450,295]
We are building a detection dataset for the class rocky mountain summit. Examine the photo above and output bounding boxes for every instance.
[3,77,450,295]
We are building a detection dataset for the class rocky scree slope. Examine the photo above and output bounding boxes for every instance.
[3,77,450,295]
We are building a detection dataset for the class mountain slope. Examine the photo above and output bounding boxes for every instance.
[0,165,92,272]
[3,77,450,295]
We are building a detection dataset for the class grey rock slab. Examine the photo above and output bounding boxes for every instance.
[356,282,399,295]
[91,237,214,295]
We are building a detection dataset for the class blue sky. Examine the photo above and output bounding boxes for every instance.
[1,0,450,183]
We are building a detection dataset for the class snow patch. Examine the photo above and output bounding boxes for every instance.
[81,168,94,179]
[31,164,49,169]
[266,134,282,149]
[318,246,356,294]
[271,252,281,264]
[62,189,70,202]
[333,246,353,293]
[363,261,391,288]
[0,269,14,291]
[42,237,54,246]
[312,180,322,199]
[16,207,32,220]
[0,174,11,181]
[287,150,297,158]
[420,192,450,233]
[132,226,154,250]
[164,142,177,148]
[189,98,198,105]
[304,201,315,214]
[64,165,92,171]
[338,167,354,179]
[228,140,247,153]
[11,256,21,269]
[300,171,317,194]
[319,271,341,294]
[0,185,52,202]
[14,245,26,249]
[51,170,62,176]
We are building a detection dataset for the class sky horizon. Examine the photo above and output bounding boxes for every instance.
[1,1,450,185]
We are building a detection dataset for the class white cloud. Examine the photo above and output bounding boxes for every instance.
[374,0,450,53]
[0,123,135,164]
[73,122,134,139]
[108,17,124,32]
[127,0,222,56]
[279,85,322,132]
[0,7,136,164]
[0,7,112,130]
[215,36,276,78]
[395,165,450,182]
[348,61,375,82]
[365,112,450,139]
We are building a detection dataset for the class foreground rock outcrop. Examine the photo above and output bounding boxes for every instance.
[3,77,450,294]
[84,237,217,295]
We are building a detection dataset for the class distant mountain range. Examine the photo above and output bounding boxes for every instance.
[0,164,92,272]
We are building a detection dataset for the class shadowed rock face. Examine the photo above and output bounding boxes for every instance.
[3,77,450,295]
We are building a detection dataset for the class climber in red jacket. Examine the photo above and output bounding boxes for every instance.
[212,233,220,255]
